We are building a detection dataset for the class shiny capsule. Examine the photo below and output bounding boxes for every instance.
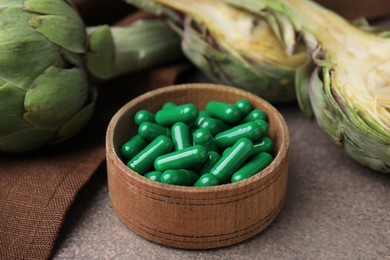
[194,173,220,187]
[199,117,230,135]
[144,171,163,182]
[210,138,253,183]
[155,103,199,126]
[160,169,199,186]
[171,122,191,150]
[241,109,267,123]
[138,122,170,141]
[127,135,173,175]
[193,128,218,152]
[206,101,242,123]
[120,134,147,161]
[199,151,221,175]
[162,102,177,110]
[195,111,210,127]
[252,137,273,155]
[231,152,273,183]
[154,145,208,172]
[134,110,155,125]
[214,122,262,149]
[254,119,269,136]
[235,99,253,116]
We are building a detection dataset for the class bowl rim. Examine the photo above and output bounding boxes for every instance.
[106,83,290,194]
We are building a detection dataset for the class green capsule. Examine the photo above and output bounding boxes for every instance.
[252,137,274,155]
[120,134,148,161]
[231,152,273,183]
[215,122,262,149]
[194,173,220,187]
[162,102,177,110]
[222,147,232,157]
[195,111,210,127]
[171,122,191,150]
[234,99,253,117]
[134,109,155,125]
[154,145,208,172]
[206,101,242,123]
[160,169,199,186]
[199,117,230,135]
[127,135,173,175]
[254,119,269,136]
[138,122,170,141]
[210,138,253,183]
[241,109,267,123]
[155,103,199,126]
[144,171,163,182]
[199,151,221,175]
[193,128,219,152]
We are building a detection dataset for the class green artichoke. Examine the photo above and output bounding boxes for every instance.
[226,0,390,172]
[126,0,308,102]
[0,0,181,153]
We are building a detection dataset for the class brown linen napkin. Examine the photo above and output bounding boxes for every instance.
[0,7,188,257]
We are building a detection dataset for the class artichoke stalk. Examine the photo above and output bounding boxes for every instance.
[125,0,308,102]
[226,0,390,172]
[0,0,181,153]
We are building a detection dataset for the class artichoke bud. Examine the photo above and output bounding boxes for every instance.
[0,0,95,153]
[227,0,390,172]
[126,0,308,102]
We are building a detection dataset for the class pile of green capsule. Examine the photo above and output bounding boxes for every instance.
[120,100,274,187]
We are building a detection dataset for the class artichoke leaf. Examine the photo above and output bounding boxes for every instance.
[55,87,97,143]
[24,0,80,19]
[29,14,86,53]
[0,8,59,88]
[24,66,89,130]
[0,83,33,136]
[0,0,24,9]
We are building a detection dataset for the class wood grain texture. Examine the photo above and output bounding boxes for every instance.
[106,84,290,249]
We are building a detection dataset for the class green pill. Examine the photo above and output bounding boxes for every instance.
[154,145,208,172]
[134,110,155,125]
[241,109,267,123]
[195,111,210,127]
[254,119,269,136]
[231,152,273,183]
[138,122,170,141]
[171,122,191,150]
[193,128,213,144]
[235,99,253,116]
[194,173,220,187]
[222,147,232,157]
[193,128,218,152]
[210,138,253,183]
[144,171,163,182]
[127,135,173,175]
[199,151,221,175]
[155,103,199,126]
[252,137,274,155]
[162,102,177,110]
[120,134,148,161]
[215,122,262,149]
[206,101,242,123]
[199,117,230,135]
[160,169,199,186]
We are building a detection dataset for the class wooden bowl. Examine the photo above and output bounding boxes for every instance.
[106,83,290,249]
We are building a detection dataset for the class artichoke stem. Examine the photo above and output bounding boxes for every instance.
[86,19,183,79]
